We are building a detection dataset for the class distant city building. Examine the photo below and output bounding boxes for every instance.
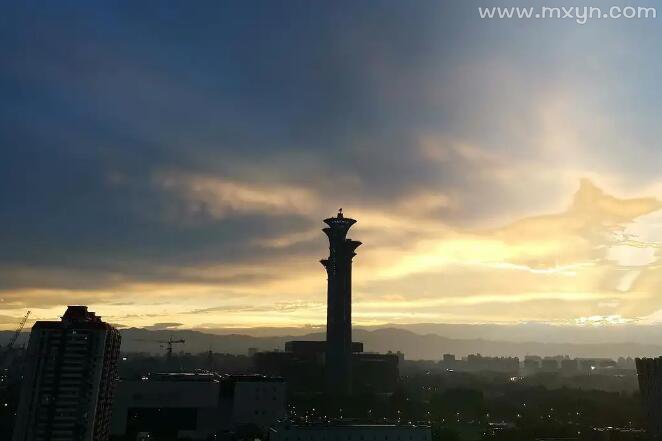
[254,350,322,392]
[321,210,361,395]
[395,351,405,363]
[284,340,364,358]
[515,355,637,378]
[618,357,636,370]
[255,341,398,393]
[270,421,431,441]
[440,354,458,371]
[540,358,559,372]
[442,354,456,363]
[523,356,541,375]
[437,354,519,374]
[466,354,520,374]
[560,358,578,375]
[111,372,286,440]
[353,352,399,392]
[12,306,121,441]
[636,357,662,441]
[575,358,616,374]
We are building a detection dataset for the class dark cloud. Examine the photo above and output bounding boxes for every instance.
[144,322,184,331]
[1,0,660,303]
[0,1,454,290]
[186,302,325,315]
[0,314,31,326]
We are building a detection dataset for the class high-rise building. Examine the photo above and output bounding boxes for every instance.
[320,209,361,395]
[12,306,121,441]
[636,357,662,441]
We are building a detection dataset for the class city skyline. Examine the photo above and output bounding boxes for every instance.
[2,1,662,331]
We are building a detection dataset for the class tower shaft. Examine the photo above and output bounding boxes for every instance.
[321,210,360,395]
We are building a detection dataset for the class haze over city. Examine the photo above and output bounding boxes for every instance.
[2,1,661,338]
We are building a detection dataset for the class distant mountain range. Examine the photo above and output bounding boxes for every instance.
[4,326,661,360]
[195,322,662,345]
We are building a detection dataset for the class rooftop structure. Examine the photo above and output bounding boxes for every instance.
[270,421,431,441]
[111,372,286,440]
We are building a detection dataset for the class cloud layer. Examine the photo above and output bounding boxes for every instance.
[1,1,661,329]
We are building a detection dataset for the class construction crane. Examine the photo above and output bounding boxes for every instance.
[0,310,30,370]
[158,337,185,360]
[6,310,30,350]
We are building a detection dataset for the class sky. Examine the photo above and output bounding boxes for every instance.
[1,0,661,332]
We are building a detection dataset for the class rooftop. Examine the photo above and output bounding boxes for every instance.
[140,372,285,383]
[273,420,430,429]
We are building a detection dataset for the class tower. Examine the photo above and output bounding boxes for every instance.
[321,209,361,395]
[12,306,121,441]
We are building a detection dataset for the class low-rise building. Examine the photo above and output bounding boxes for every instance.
[255,341,399,393]
[270,422,431,441]
[111,372,286,440]
[225,374,288,429]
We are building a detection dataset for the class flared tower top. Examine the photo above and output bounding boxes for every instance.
[323,208,357,240]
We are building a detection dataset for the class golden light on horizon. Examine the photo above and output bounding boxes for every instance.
[2,178,660,332]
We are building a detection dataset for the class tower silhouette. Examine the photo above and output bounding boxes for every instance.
[320,209,361,395]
